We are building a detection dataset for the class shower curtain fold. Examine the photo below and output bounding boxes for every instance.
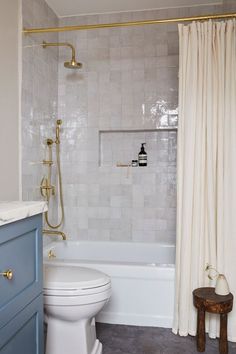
[173,19,236,341]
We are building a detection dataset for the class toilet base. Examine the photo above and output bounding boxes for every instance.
[46,337,102,354]
[91,339,102,354]
[45,316,102,354]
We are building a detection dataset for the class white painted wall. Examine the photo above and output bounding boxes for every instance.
[46,0,222,17]
[0,1,21,200]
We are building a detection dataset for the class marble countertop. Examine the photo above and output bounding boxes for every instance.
[0,201,48,226]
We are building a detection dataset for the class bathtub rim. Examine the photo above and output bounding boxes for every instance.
[43,240,176,267]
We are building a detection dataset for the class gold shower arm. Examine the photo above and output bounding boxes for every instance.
[23,12,236,34]
[42,41,76,62]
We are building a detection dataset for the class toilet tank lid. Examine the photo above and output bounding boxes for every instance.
[43,265,110,290]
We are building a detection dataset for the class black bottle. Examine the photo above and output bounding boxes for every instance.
[138,143,147,166]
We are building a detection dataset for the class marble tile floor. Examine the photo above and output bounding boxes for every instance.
[96,323,236,354]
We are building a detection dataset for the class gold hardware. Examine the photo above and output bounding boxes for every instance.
[116,163,132,167]
[43,120,65,229]
[48,250,56,259]
[41,120,65,231]
[42,41,75,57]
[55,119,62,144]
[0,269,13,280]
[46,138,54,146]
[41,140,55,198]
[42,160,53,165]
[42,41,82,70]
[43,229,67,241]
[40,177,55,198]
[23,13,236,34]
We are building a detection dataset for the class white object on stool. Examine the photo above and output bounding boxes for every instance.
[215,274,230,296]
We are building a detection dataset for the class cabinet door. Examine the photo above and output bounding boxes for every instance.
[0,215,43,329]
[0,295,43,354]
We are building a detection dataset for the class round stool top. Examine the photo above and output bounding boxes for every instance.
[193,287,233,314]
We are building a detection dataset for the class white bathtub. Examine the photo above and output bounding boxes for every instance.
[43,241,175,328]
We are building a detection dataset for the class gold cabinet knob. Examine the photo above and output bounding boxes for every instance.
[0,269,13,280]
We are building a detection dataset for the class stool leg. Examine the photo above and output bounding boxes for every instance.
[197,308,205,352]
[219,314,228,354]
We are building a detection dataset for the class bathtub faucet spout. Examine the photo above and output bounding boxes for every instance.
[43,229,67,240]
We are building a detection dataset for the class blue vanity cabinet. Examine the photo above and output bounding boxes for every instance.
[0,295,43,354]
[0,214,43,354]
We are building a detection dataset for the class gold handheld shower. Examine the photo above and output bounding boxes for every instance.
[41,120,65,230]
[42,41,82,69]
[56,119,62,144]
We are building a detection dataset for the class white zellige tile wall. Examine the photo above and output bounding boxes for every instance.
[21,0,59,231]
[21,0,236,244]
[57,5,223,244]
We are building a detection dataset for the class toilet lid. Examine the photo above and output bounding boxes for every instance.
[43,265,110,292]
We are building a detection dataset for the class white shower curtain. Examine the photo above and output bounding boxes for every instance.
[173,20,236,341]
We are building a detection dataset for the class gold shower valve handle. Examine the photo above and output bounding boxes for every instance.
[0,269,13,280]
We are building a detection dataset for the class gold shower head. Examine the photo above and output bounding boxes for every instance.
[64,59,82,69]
[42,41,82,70]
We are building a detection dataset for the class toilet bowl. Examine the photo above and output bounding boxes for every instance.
[43,264,111,354]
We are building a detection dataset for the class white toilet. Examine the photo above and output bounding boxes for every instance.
[43,264,111,354]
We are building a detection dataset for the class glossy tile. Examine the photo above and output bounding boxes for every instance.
[22,1,230,244]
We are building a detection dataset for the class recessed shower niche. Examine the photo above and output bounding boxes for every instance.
[99,129,177,168]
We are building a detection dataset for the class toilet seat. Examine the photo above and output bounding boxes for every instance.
[44,264,111,354]
[43,264,111,297]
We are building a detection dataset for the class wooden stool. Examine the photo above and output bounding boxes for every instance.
[193,287,233,354]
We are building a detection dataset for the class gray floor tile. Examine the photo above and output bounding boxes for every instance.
[96,323,236,354]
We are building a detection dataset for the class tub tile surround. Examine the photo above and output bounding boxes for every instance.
[21,1,236,244]
[22,0,59,237]
[57,4,229,244]
[22,0,58,204]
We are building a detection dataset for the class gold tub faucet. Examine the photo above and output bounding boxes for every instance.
[43,229,67,240]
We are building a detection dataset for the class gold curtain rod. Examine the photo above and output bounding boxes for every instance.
[23,12,236,34]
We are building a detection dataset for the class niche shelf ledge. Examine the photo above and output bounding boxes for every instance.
[99,128,177,168]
